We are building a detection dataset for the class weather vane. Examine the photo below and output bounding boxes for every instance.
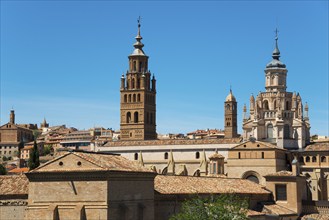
[137,16,141,27]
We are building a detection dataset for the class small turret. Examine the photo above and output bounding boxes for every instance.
[9,109,15,124]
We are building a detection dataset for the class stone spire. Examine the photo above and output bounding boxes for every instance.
[131,16,146,56]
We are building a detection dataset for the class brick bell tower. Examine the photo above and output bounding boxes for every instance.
[120,18,157,140]
[224,89,238,138]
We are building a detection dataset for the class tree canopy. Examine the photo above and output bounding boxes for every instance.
[28,140,40,170]
[170,194,248,220]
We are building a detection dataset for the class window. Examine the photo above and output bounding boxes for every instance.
[128,94,131,102]
[164,152,168,160]
[137,94,141,102]
[261,152,264,159]
[263,100,269,110]
[284,124,290,139]
[276,184,287,201]
[150,113,153,124]
[134,153,138,160]
[212,163,217,174]
[246,175,259,184]
[312,156,317,162]
[286,101,290,110]
[126,112,131,123]
[132,79,135,89]
[133,94,136,102]
[321,156,327,163]
[299,156,304,163]
[124,95,127,103]
[195,152,200,159]
[226,104,230,110]
[238,152,241,159]
[133,61,136,71]
[267,124,273,139]
[134,112,139,123]
[306,156,310,162]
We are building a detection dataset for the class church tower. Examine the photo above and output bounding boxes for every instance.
[224,89,238,138]
[120,18,157,140]
[242,29,310,149]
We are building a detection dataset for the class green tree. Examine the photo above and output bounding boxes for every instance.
[170,194,248,220]
[33,130,41,140]
[42,144,52,156]
[28,140,40,170]
[0,164,6,175]
[2,156,8,161]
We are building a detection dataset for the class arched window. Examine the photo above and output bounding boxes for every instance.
[195,152,200,159]
[226,104,230,110]
[134,153,138,160]
[286,101,290,110]
[134,112,138,123]
[263,100,269,110]
[267,124,273,139]
[132,78,135,89]
[299,156,304,163]
[312,156,317,162]
[139,61,143,72]
[127,79,130,89]
[133,94,136,102]
[164,152,168,160]
[246,175,259,184]
[306,156,310,162]
[137,79,140,89]
[321,156,327,163]
[133,61,137,71]
[126,112,131,123]
[124,95,127,103]
[137,94,141,102]
[284,124,290,139]
[128,94,131,102]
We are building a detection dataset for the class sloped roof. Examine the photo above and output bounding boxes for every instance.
[262,204,296,216]
[231,140,286,151]
[154,175,270,195]
[209,152,225,159]
[8,167,30,174]
[0,174,28,195]
[30,151,153,173]
[305,142,329,151]
[265,170,293,177]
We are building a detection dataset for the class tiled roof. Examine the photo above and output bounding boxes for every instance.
[209,152,225,159]
[0,175,28,195]
[305,142,329,151]
[31,151,154,173]
[262,204,296,215]
[266,170,293,177]
[301,214,329,220]
[103,138,242,147]
[154,175,270,195]
[247,209,265,216]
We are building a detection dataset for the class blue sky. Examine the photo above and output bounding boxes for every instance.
[1,1,328,136]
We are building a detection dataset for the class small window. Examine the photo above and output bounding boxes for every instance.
[257,144,260,147]
[261,152,264,159]
[276,184,287,201]
[321,156,327,163]
[244,145,246,148]
[59,161,63,166]
[164,152,168,160]
[238,152,241,159]
[312,156,317,162]
[77,161,82,166]
[306,156,310,162]
[134,153,138,160]
[195,152,200,159]
[212,163,217,174]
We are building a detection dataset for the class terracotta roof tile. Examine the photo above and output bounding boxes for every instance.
[8,167,29,173]
[31,151,154,173]
[209,153,225,159]
[154,175,270,195]
[262,204,296,215]
[266,170,293,177]
[0,175,28,195]
[305,142,329,151]
[103,138,242,147]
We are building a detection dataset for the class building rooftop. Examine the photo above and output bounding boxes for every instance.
[262,204,296,216]
[0,174,28,195]
[305,142,329,151]
[266,170,293,177]
[30,151,154,173]
[154,175,270,195]
[103,138,242,147]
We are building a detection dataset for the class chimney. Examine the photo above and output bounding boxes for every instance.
[10,110,15,124]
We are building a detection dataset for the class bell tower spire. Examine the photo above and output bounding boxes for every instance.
[120,18,157,140]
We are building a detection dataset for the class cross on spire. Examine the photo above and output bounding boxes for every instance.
[275,28,279,40]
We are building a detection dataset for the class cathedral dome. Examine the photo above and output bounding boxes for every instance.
[226,90,236,102]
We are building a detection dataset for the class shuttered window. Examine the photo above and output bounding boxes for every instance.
[276,184,287,201]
